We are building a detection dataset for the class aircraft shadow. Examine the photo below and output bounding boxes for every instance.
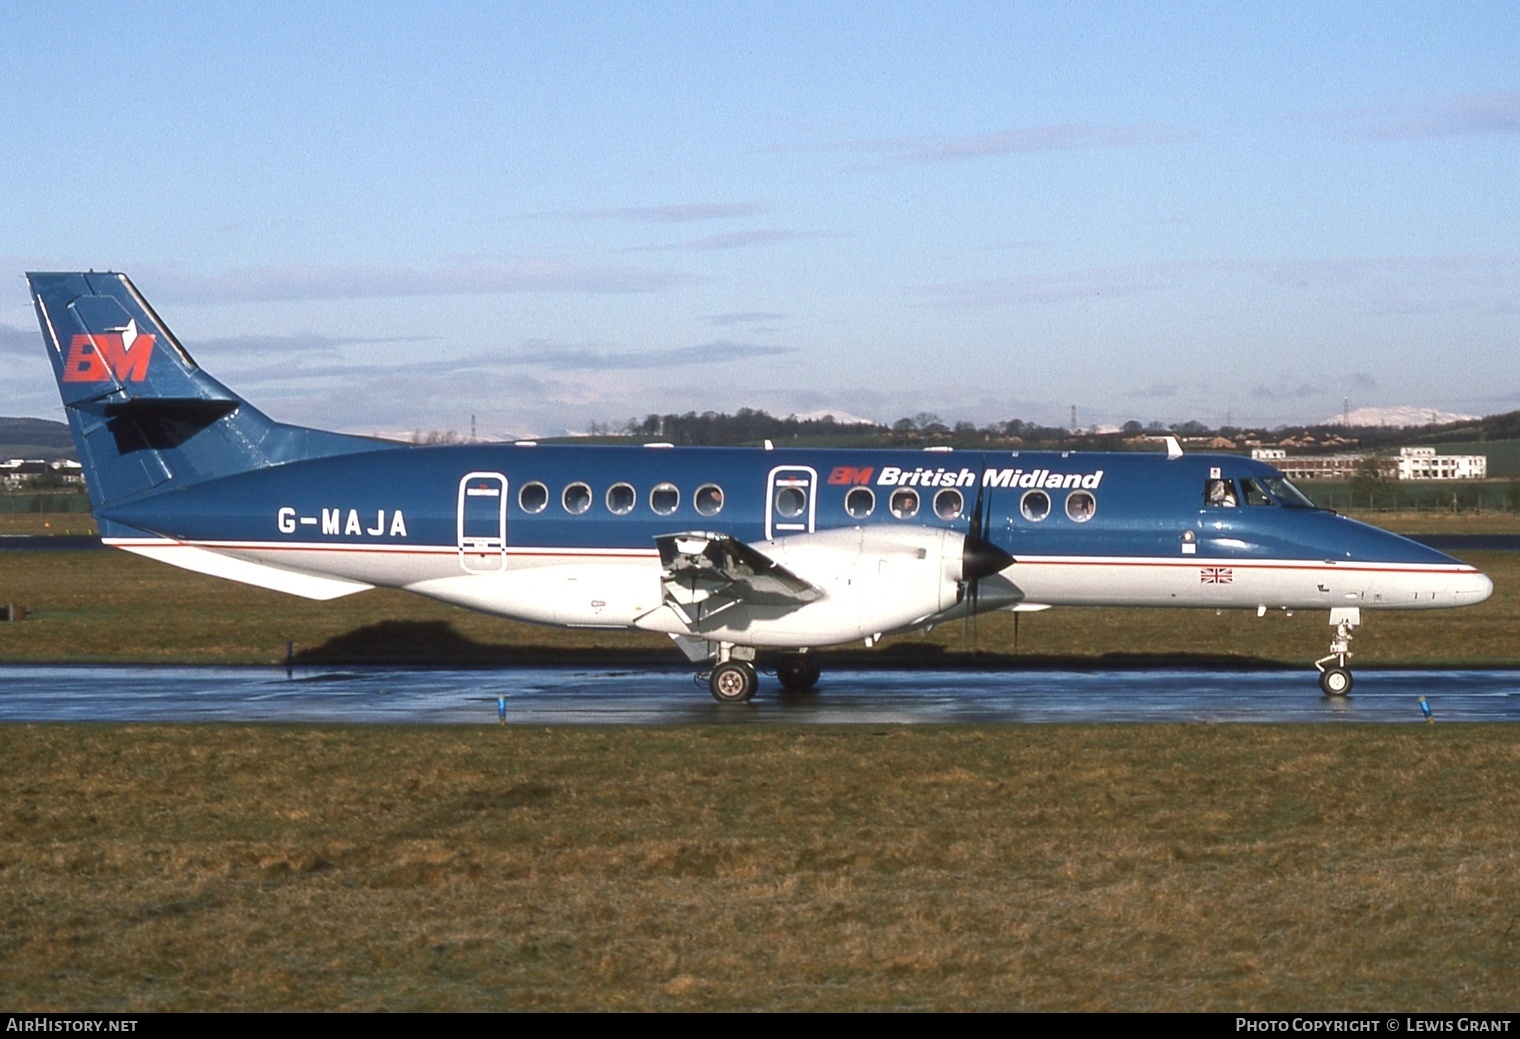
[290,620,1298,671]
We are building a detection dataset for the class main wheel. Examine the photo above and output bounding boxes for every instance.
[776,654,820,693]
[1319,666,1353,697]
[710,661,759,703]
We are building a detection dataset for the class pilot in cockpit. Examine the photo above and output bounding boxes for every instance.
[1205,478,1238,507]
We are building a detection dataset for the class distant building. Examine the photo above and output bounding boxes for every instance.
[0,458,83,488]
[1251,446,1486,481]
[1392,446,1486,480]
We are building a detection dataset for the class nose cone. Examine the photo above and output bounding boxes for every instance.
[1456,568,1494,605]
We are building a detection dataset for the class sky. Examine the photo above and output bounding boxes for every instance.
[1,2,1517,439]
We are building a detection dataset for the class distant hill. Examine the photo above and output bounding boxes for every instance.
[1405,409,1520,446]
[0,417,76,461]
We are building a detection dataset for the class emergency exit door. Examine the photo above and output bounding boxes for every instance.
[765,466,817,539]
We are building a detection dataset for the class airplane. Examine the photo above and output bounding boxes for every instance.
[26,271,1494,701]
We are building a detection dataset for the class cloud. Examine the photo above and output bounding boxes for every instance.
[917,267,1168,308]
[1250,255,1520,316]
[705,312,786,326]
[919,255,1520,313]
[1348,371,1379,392]
[524,202,768,222]
[196,332,437,357]
[782,123,1198,169]
[0,323,38,358]
[1250,381,1321,402]
[494,339,796,372]
[1325,91,1520,141]
[139,261,700,304]
[630,229,818,252]
[1126,383,1180,399]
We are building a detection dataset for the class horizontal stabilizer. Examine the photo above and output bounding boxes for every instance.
[109,539,374,601]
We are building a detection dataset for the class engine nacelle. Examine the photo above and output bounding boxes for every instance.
[636,526,992,648]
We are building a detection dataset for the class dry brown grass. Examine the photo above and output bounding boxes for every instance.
[2,548,1514,668]
[0,514,97,536]
[1344,510,1520,535]
[1,724,1518,1011]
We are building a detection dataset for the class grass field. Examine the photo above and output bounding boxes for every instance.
[2,724,1518,1011]
[1,545,1515,669]
[1,512,1517,1011]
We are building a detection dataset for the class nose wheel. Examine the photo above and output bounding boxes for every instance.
[1314,607,1360,697]
[1318,666,1353,697]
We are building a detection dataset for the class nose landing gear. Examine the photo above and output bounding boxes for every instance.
[1314,607,1360,697]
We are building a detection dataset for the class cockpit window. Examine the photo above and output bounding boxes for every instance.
[1260,475,1317,509]
[1240,478,1273,507]
[1204,478,1238,507]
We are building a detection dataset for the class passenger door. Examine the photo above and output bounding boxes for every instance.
[457,471,508,572]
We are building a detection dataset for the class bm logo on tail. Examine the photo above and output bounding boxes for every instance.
[62,319,154,383]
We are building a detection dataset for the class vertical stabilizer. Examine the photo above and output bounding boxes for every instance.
[28,271,395,512]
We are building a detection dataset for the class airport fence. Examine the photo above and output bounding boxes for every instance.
[1301,479,1520,514]
[0,490,93,514]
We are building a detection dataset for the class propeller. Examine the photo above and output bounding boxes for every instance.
[960,458,1014,657]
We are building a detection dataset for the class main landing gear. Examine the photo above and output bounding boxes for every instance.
[703,647,820,702]
[776,653,821,694]
[709,660,760,703]
[1314,607,1360,697]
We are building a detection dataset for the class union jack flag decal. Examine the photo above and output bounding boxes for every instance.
[1200,567,1234,584]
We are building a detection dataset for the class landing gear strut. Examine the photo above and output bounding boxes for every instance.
[776,653,821,693]
[1314,607,1360,697]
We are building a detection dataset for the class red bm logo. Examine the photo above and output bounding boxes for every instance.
[61,327,154,383]
[827,466,874,485]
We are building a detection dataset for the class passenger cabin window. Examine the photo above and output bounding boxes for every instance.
[845,487,875,519]
[650,483,679,516]
[934,489,964,521]
[1021,489,1050,522]
[519,482,548,514]
[1204,478,1238,507]
[563,483,592,515]
[695,484,724,516]
[606,483,636,515]
[889,488,919,519]
[1066,490,1096,523]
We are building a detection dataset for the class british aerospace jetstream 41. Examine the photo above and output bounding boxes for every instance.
[28,272,1493,701]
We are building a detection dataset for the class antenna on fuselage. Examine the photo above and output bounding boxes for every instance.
[1153,435,1184,459]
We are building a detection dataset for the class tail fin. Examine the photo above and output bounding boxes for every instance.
[28,271,390,511]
